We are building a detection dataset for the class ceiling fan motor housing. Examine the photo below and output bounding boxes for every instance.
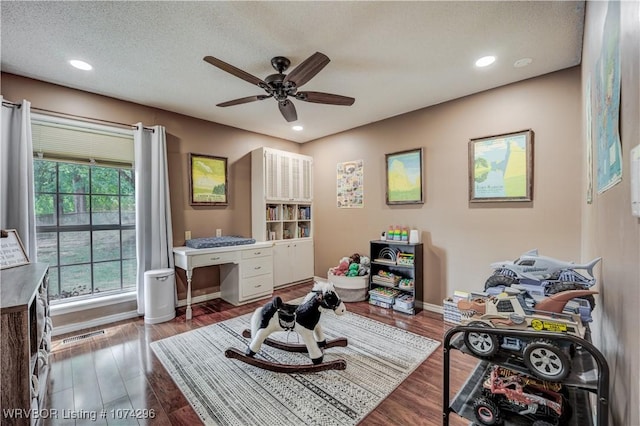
[265,73,297,101]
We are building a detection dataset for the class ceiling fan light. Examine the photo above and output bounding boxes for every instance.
[292,125,303,131]
[475,56,496,68]
[69,59,93,70]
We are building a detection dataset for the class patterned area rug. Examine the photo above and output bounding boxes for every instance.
[151,310,440,425]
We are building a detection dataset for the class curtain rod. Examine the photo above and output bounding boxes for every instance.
[3,100,154,132]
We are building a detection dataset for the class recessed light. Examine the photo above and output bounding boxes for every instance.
[514,58,533,68]
[475,56,496,68]
[69,60,93,71]
[292,125,303,131]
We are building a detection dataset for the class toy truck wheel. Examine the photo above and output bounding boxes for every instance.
[472,397,503,425]
[464,322,499,358]
[484,274,517,290]
[523,339,571,382]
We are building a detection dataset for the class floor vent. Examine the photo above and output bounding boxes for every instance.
[62,329,105,344]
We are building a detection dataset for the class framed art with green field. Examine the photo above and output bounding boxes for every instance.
[385,148,424,205]
[469,129,534,202]
[189,153,228,206]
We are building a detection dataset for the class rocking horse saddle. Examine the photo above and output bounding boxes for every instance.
[260,296,299,331]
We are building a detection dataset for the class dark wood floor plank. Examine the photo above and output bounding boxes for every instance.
[46,284,474,425]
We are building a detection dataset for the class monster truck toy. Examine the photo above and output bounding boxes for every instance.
[473,365,570,426]
[457,288,597,381]
[484,249,601,311]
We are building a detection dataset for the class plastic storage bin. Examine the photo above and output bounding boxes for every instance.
[144,268,176,324]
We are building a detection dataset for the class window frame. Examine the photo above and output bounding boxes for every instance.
[31,114,136,305]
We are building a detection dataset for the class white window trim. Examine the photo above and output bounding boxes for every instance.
[31,113,134,136]
[50,291,137,316]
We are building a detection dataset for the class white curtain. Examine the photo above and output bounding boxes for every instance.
[1,97,36,259]
[134,123,174,315]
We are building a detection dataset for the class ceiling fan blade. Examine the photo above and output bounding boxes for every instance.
[283,52,330,88]
[296,91,355,106]
[204,56,267,88]
[278,100,298,122]
[217,95,271,107]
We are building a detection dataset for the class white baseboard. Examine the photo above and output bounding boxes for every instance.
[176,291,221,307]
[52,292,222,337]
[52,310,140,337]
[422,302,444,314]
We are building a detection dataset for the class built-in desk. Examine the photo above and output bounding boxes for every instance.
[173,243,273,319]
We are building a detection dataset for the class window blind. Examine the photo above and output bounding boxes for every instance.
[31,115,134,164]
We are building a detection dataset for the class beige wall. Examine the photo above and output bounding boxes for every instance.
[581,2,640,425]
[303,67,584,307]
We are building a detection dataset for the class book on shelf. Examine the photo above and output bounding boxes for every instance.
[266,206,279,221]
[298,206,311,220]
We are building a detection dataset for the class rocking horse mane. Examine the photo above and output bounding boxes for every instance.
[302,280,337,304]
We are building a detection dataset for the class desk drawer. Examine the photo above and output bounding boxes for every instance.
[241,247,272,260]
[241,257,273,278]
[241,274,273,299]
[191,251,237,268]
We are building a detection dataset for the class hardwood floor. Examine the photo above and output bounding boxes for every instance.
[44,284,476,425]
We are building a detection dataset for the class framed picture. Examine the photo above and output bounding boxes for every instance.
[469,129,534,202]
[1,229,30,269]
[189,153,228,206]
[385,148,424,205]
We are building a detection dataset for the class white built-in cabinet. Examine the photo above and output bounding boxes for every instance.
[252,147,314,288]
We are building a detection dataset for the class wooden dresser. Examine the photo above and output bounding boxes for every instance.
[1,263,50,425]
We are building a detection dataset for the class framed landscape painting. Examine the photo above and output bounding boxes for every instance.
[385,148,424,205]
[469,129,534,202]
[189,153,228,206]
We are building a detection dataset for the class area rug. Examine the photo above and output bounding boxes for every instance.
[150,310,440,425]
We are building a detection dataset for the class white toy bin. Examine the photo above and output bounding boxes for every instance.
[328,272,369,302]
[144,268,176,324]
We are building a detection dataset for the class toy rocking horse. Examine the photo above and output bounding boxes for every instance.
[225,281,349,373]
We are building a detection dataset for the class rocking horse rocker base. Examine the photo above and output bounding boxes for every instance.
[224,281,349,373]
[224,347,347,373]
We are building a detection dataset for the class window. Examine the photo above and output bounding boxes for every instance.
[32,116,135,303]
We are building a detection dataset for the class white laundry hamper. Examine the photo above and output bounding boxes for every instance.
[144,268,176,324]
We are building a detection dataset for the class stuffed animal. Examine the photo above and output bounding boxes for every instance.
[330,259,350,276]
[346,262,360,277]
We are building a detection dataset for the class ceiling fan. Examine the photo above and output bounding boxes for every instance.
[203,52,355,122]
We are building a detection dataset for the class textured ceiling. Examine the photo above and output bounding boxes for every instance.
[1,1,585,143]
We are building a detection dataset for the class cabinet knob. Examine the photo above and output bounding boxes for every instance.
[210,256,220,260]
[255,284,262,288]
[254,266,261,270]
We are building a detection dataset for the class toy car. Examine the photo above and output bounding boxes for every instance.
[484,249,601,311]
[458,288,597,381]
[473,365,570,426]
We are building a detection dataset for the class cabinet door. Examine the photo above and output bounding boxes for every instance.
[299,156,313,201]
[273,240,314,287]
[264,149,280,199]
[273,242,293,287]
[291,240,314,282]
